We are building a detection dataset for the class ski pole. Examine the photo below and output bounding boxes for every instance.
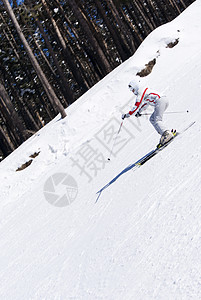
[141,110,189,116]
[108,121,123,161]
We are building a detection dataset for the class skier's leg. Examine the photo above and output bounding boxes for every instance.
[149,97,169,135]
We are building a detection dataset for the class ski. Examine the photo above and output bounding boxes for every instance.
[133,121,195,168]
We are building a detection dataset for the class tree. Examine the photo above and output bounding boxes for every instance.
[2,0,67,119]
[0,76,28,145]
[40,0,88,93]
[68,0,113,76]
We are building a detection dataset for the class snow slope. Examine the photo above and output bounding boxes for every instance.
[0,1,201,299]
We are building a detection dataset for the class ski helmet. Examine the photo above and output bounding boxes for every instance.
[128,79,140,95]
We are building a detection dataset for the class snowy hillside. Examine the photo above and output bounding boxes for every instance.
[0,1,201,299]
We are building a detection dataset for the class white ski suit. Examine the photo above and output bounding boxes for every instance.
[128,87,169,135]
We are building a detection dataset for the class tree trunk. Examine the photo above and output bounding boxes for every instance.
[35,17,75,103]
[41,0,88,93]
[0,125,15,157]
[0,79,28,144]
[68,0,112,75]
[94,0,129,61]
[105,0,135,53]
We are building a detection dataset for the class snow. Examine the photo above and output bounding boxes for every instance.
[1,1,201,299]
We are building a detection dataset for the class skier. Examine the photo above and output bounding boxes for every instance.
[122,78,175,146]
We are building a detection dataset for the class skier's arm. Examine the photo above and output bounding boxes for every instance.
[122,88,148,119]
[122,101,144,119]
[127,96,142,116]
[138,103,148,113]
[122,98,139,119]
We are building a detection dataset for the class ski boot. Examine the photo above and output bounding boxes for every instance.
[157,129,176,148]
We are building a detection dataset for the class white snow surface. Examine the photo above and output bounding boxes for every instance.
[1,1,201,299]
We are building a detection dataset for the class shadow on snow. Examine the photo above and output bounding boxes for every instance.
[96,161,138,203]
[95,147,158,202]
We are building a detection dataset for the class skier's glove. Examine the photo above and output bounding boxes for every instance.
[135,112,142,118]
[122,113,130,120]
